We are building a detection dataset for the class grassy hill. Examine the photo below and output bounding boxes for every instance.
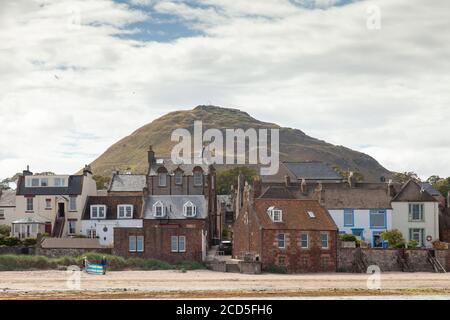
[87,105,391,181]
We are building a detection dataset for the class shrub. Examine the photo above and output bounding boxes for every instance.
[0,225,11,237]
[78,252,127,270]
[407,240,419,249]
[1,236,21,247]
[381,229,405,248]
[340,234,357,242]
[0,255,56,271]
[432,241,449,250]
[22,238,37,247]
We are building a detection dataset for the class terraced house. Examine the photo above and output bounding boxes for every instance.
[113,147,217,262]
[13,165,97,239]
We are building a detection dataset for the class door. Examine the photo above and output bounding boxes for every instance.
[45,223,52,235]
[372,232,383,248]
[58,203,65,218]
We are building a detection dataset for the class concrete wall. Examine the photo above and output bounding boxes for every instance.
[338,248,448,272]
[391,202,440,247]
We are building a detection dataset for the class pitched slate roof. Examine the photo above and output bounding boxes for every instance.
[392,180,438,202]
[323,186,393,209]
[144,195,208,219]
[16,175,83,196]
[260,186,296,199]
[82,195,143,220]
[254,198,337,231]
[109,174,146,192]
[0,190,16,207]
[283,162,343,180]
[420,182,441,197]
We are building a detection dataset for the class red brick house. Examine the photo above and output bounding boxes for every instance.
[233,182,338,273]
[113,147,216,263]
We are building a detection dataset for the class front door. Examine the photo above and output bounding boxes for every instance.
[45,223,52,235]
[373,232,383,248]
[58,203,65,218]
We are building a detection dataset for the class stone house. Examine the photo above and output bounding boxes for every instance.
[14,165,97,238]
[233,182,338,273]
[0,189,16,229]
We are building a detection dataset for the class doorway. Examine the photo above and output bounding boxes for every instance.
[58,203,65,218]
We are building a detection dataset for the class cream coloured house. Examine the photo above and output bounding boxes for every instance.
[391,180,440,248]
[14,165,97,238]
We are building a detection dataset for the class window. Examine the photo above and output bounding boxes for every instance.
[87,229,97,238]
[277,233,285,249]
[0,209,4,220]
[136,236,144,252]
[118,205,133,219]
[409,228,425,247]
[183,202,197,217]
[54,177,65,187]
[370,209,386,229]
[129,236,136,252]
[300,233,309,249]
[171,236,186,252]
[158,173,167,187]
[153,201,165,218]
[193,171,203,186]
[175,172,183,185]
[409,204,424,221]
[69,196,77,211]
[40,178,48,187]
[321,232,329,249]
[31,178,39,187]
[26,198,34,211]
[68,220,76,234]
[307,211,316,219]
[90,205,106,219]
[344,209,354,227]
[267,207,282,222]
[272,210,282,222]
[45,199,52,209]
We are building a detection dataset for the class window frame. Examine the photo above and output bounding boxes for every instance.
[171,235,186,253]
[277,233,286,249]
[26,197,34,211]
[409,228,425,247]
[321,232,329,249]
[68,220,76,235]
[174,172,183,185]
[129,236,137,252]
[409,203,425,222]
[193,171,203,187]
[158,172,167,187]
[343,209,354,227]
[45,198,52,209]
[90,205,106,219]
[369,209,387,229]
[118,204,134,219]
[300,232,309,249]
[0,209,4,220]
[69,196,77,211]
[153,201,165,218]
[183,201,197,218]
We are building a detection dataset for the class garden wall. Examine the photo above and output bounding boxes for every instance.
[338,248,449,273]
[0,246,35,255]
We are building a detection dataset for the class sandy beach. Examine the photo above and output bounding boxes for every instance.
[0,270,450,299]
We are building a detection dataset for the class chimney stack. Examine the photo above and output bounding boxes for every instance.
[300,178,307,194]
[284,175,291,187]
[23,165,32,176]
[348,171,355,188]
[83,164,92,176]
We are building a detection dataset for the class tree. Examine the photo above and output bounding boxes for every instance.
[93,175,111,190]
[381,229,405,248]
[216,166,258,195]
[333,166,364,182]
[427,175,450,199]
[393,171,420,184]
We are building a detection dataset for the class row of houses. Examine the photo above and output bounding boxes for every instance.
[0,153,449,272]
[230,162,446,272]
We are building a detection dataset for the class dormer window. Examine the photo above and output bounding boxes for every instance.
[90,205,106,219]
[158,172,167,187]
[183,201,197,217]
[153,201,165,218]
[118,204,133,219]
[267,207,283,222]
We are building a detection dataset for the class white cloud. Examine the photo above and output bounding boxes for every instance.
[0,0,449,180]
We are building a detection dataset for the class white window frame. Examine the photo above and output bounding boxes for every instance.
[153,201,165,218]
[40,178,48,187]
[183,201,197,218]
[171,235,186,252]
[45,198,52,209]
[321,232,329,249]
[54,177,65,187]
[175,172,183,185]
[272,209,282,222]
[300,232,309,249]
[158,173,167,187]
[69,196,77,211]
[118,204,133,219]
[90,205,106,219]
[68,220,76,235]
[409,203,425,222]
[26,197,34,211]
[307,211,316,219]
[129,236,137,252]
[31,178,39,187]
[277,233,285,249]
[87,229,97,238]
[136,235,144,252]
[193,172,203,186]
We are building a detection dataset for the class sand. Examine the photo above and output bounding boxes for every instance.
[0,270,449,299]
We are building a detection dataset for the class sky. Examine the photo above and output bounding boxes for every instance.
[0,0,449,180]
